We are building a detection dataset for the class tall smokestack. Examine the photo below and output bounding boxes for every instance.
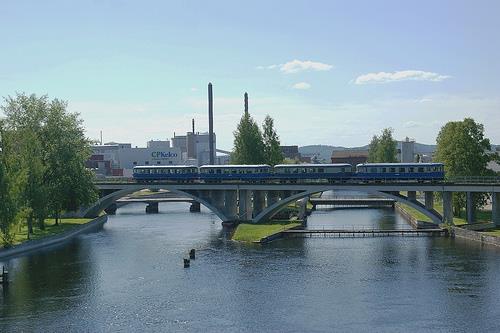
[208,82,214,164]
[192,118,195,134]
[244,92,248,115]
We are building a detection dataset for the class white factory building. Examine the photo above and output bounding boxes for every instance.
[89,132,217,177]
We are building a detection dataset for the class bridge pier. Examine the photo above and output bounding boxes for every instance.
[104,203,117,215]
[466,192,474,224]
[493,193,500,227]
[442,192,453,225]
[146,202,159,214]
[238,190,252,221]
[424,192,434,210]
[210,190,225,212]
[190,202,201,212]
[267,191,280,207]
[252,191,266,218]
[407,191,417,202]
[224,190,238,220]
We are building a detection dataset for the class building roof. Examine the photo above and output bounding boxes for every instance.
[274,163,352,168]
[331,150,369,158]
[356,163,443,167]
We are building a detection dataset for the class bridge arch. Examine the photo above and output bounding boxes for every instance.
[81,184,230,222]
[253,188,442,224]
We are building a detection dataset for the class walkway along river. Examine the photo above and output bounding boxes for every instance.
[1,202,500,332]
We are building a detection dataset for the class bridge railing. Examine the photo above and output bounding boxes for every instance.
[445,176,500,184]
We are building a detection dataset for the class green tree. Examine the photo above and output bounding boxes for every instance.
[367,128,397,163]
[0,123,24,245]
[434,118,493,215]
[1,93,97,236]
[2,94,49,232]
[367,135,379,162]
[262,115,284,166]
[43,100,97,224]
[231,93,265,164]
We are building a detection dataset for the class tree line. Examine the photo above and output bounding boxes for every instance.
[0,93,97,245]
[368,119,498,218]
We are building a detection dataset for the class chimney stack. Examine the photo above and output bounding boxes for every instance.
[244,92,248,115]
[192,118,195,134]
[208,83,214,164]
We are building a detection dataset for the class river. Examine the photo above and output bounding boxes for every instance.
[1,202,500,332]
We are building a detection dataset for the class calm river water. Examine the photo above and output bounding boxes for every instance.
[2,202,500,332]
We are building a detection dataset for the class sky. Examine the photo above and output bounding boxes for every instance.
[1,0,500,150]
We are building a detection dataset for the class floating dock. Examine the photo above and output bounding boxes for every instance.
[282,228,446,238]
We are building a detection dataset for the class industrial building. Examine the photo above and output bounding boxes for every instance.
[330,150,369,165]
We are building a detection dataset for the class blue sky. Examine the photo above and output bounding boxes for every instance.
[1,0,499,149]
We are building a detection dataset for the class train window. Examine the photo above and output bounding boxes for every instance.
[318,168,324,173]
[399,167,405,172]
[340,168,344,173]
[370,168,377,173]
[232,170,237,174]
[209,169,214,174]
[293,168,299,174]
[409,167,414,173]
[302,168,307,173]
[216,169,221,174]
[284,169,290,174]
[381,168,386,173]
[390,167,396,172]
[418,167,424,173]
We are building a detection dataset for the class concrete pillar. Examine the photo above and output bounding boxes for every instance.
[224,190,238,220]
[267,191,280,206]
[493,192,500,227]
[252,191,266,217]
[466,192,474,224]
[210,190,225,212]
[146,202,159,214]
[424,192,434,210]
[442,192,454,225]
[189,202,201,212]
[407,191,417,202]
[104,203,117,215]
[238,190,252,221]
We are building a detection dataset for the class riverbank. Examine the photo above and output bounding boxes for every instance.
[232,220,302,243]
[0,215,107,259]
[394,203,438,229]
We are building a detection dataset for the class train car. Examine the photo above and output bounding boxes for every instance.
[272,164,353,182]
[355,163,445,182]
[199,165,272,182]
[133,165,199,182]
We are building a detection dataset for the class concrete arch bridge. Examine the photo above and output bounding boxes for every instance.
[83,182,500,226]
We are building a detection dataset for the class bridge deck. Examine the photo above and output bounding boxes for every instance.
[283,228,446,237]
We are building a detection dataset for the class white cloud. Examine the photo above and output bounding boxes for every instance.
[258,59,333,74]
[354,70,451,84]
[403,121,423,128]
[292,82,311,90]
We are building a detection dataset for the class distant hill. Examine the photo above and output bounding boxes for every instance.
[299,142,438,162]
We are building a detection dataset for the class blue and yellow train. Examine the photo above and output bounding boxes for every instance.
[133,163,445,183]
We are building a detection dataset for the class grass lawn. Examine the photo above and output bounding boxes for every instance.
[433,202,492,226]
[397,203,433,222]
[483,228,500,237]
[232,221,301,242]
[2,218,93,248]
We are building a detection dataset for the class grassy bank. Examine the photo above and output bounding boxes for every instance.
[232,220,301,243]
[397,203,433,223]
[2,218,93,248]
